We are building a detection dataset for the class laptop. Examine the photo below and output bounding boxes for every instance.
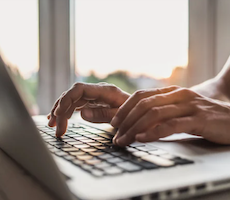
[1,56,230,200]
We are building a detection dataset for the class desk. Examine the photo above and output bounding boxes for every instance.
[0,149,230,200]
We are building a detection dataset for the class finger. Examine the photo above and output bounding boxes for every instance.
[48,92,66,127]
[56,116,68,137]
[115,104,194,146]
[135,117,196,143]
[111,85,179,128]
[47,114,51,119]
[65,98,88,119]
[54,98,88,136]
[54,82,129,117]
[81,108,118,123]
[115,88,198,139]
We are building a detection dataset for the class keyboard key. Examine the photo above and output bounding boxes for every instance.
[88,142,102,146]
[69,151,86,156]
[142,155,175,167]
[86,135,99,139]
[137,161,159,169]
[104,167,123,175]
[99,140,111,144]
[129,143,145,147]
[136,146,158,152]
[173,157,194,165]
[126,147,138,152]
[74,144,90,149]
[116,162,141,172]
[98,154,114,160]
[111,152,124,157]
[97,133,113,139]
[49,141,65,145]
[89,151,104,156]
[81,164,93,171]
[62,147,79,152]
[82,148,97,153]
[67,141,83,145]
[86,129,105,134]
[85,158,101,165]
[64,155,75,161]
[55,144,72,149]
[55,151,68,157]
[62,138,76,142]
[95,162,112,169]
[72,160,83,166]
[104,147,118,153]
[58,144,72,149]
[107,157,124,164]
[160,154,177,160]
[42,135,53,140]
[91,169,104,177]
[77,155,93,161]
[75,136,88,140]
[148,149,167,155]
[80,139,95,143]
[93,136,106,141]
[132,151,149,157]
[46,139,60,142]
[46,144,54,149]
[95,146,106,150]
[60,135,71,139]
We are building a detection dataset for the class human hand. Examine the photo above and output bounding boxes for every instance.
[111,86,230,146]
[47,82,130,137]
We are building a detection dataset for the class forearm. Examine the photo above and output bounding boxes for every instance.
[191,56,230,102]
[191,77,229,102]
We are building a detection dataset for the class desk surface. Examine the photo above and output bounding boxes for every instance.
[0,149,230,200]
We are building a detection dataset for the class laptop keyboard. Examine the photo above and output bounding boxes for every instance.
[38,124,194,177]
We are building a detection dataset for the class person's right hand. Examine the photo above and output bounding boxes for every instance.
[47,82,130,137]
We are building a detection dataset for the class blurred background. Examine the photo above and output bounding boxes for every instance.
[0,0,230,115]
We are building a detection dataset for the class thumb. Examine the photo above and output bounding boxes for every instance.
[81,108,118,123]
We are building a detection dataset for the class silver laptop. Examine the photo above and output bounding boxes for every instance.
[1,56,230,200]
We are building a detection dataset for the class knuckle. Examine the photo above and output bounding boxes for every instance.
[137,98,149,109]
[149,107,160,117]
[178,88,196,98]
[133,90,146,100]
[108,84,119,92]
[170,85,180,90]
[73,82,84,88]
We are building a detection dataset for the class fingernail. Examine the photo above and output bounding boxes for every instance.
[83,109,93,119]
[111,116,119,127]
[113,135,117,145]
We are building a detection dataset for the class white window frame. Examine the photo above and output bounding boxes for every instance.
[38,0,75,114]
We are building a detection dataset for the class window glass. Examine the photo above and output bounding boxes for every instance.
[75,0,188,93]
[0,0,39,115]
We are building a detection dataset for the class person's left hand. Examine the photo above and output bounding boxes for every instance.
[111,86,230,146]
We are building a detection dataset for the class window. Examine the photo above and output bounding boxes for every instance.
[75,0,188,94]
[0,0,39,115]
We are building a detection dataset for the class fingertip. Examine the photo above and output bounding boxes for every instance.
[47,114,51,119]
[135,133,146,142]
[82,108,93,119]
[110,116,119,128]
[48,118,56,127]
[116,135,128,147]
